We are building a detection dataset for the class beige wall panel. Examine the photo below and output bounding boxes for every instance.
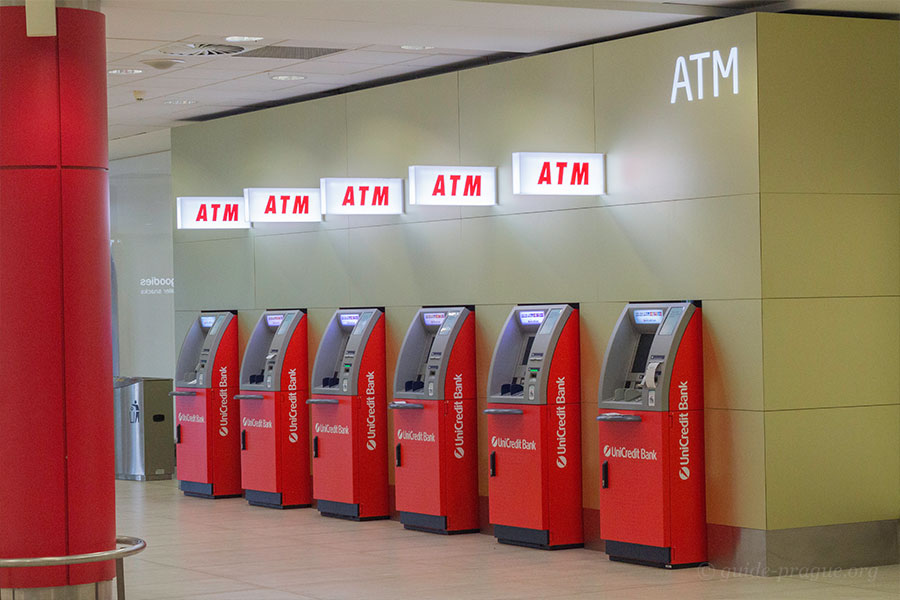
[758,14,900,194]
[579,301,627,509]
[765,405,900,530]
[253,229,351,310]
[705,408,766,530]
[761,194,900,298]
[596,195,761,301]
[235,309,262,368]
[762,297,900,411]
[346,220,468,307]
[173,238,255,312]
[458,47,600,218]
[702,300,764,411]
[595,13,759,205]
[172,95,351,242]
[474,303,514,496]
[346,74,459,175]
[459,209,601,305]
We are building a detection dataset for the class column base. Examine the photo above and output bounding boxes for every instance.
[0,580,112,600]
[708,520,900,576]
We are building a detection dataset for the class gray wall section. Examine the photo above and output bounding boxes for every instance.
[109,151,176,378]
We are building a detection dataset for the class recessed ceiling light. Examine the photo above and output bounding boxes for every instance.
[225,36,264,43]
[400,45,434,51]
[141,58,185,70]
[163,99,197,105]
[108,68,143,75]
[270,74,306,81]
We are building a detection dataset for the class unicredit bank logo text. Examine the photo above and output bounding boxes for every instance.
[677,380,691,480]
[242,417,273,429]
[288,368,299,443]
[453,374,465,459]
[491,436,536,451]
[603,445,658,461]
[315,423,349,435]
[555,376,568,468]
[177,413,204,423]
[365,371,377,450]
[218,367,229,437]
[396,429,436,443]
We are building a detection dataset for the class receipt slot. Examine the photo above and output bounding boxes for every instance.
[597,301,705,568]
[485,304,582,549]
[390,307,478,534]
[236,310,309,509]
[171,311,241,498]
[307,308,388,520]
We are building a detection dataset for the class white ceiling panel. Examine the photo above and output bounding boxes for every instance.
[98,0,900,141]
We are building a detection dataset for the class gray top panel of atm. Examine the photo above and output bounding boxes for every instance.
[598,302,695,412]
[393,307,470,401]
[487,304,573,405]
[239,309,304,391]
[311,308,382,396]
[174,311,235,388]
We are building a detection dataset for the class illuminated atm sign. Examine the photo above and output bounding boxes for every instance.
[176,197,249,229]
[245,188,322,223]
[512,152,605,196]
[321,178,404,216]
[408,166,497,206]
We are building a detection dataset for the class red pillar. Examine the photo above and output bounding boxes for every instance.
[0,5,115,592]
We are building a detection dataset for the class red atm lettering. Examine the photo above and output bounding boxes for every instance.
[536,161,590,186]
[195,203,239,222]
[432,175,482,197]
[342,186,389,206]
[265,195,309,215]
[222,204,239,221]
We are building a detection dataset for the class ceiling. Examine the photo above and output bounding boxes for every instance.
[102,0,900,143]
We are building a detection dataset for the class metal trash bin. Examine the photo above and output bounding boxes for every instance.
[113,376,175,481]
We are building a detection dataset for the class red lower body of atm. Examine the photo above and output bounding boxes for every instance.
[240,391,311,509]
[175,387,242,498]
[309,395,388,520]
[487,402,582,549]
[392,398,478,534]
[598,408,706,567]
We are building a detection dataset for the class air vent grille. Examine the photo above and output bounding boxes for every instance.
[233,46,344,60]
[159,43,246,56]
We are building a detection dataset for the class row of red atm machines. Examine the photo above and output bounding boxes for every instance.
[171,302,705,568]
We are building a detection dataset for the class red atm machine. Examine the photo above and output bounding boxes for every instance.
[390,307,478,534]
[485,304,582,549]
[597,301,705,568]
[235,309,309,509]
[307,308,388,520]
[171,310,241,498]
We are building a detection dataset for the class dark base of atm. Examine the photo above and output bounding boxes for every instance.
[606,540,705,569]
[245,489,310,510]
[316,499,389,522]
[493,524,583,550]
[400,511,480,535]
[179,480,242,499]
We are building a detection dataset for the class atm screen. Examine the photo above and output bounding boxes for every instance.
[659,307,684,336]
[340,313,360,328]
[275,312,294,335]
[266,314,284,328]
[423,312,446,327]
[200,315,216,328]
[631,333,654,373]
[521,336,536,365]
[634,309,664,325]
[519,311,545,326]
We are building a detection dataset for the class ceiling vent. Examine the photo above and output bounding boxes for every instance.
[159,43,246,56]
[232,46,344,60]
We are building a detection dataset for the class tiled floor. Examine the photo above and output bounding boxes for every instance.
[116,480,900,600]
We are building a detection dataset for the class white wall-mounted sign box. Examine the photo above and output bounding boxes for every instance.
[176,197,249,229]
[320,178,404,215]
[512,152,606,196]
[245,188,322,223]
[408,166,497,206]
